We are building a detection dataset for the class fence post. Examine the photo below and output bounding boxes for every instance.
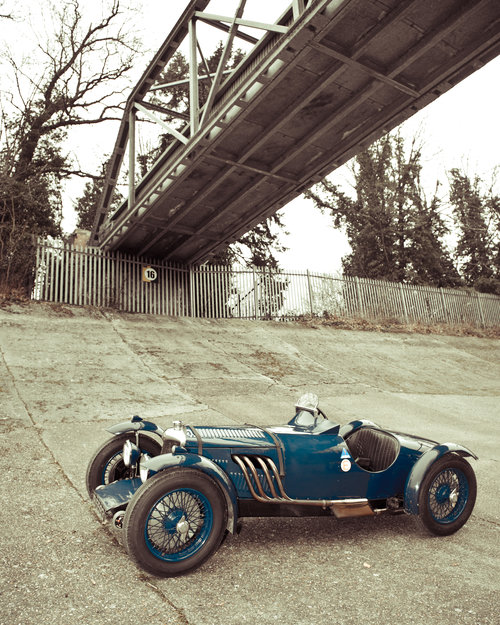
[399,283,409,324]
[189,265,194,317]
[252,266,259,320]
[32,237,39,300]
[307,270,314,316]
[439,288,449,324]
[476,292,485,328]
[355,277,364,318]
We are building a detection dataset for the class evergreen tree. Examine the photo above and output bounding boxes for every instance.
[449,168,500,294]
[407,194,461,286]
[211,214,287,269]
[307,132,460,287]
[74,175,105,232]
[74,164,123,231]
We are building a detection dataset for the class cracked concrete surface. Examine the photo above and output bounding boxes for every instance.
[0,301,499,625]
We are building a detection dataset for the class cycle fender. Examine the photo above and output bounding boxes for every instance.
[143,452,239,533]
[404,443,478,515]
[106,417,164,437]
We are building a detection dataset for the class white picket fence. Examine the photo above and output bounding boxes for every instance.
[33,238,500,327]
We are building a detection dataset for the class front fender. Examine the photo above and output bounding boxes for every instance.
[106,417,164,438]
[404,443,478,515]
[143,452,239,534]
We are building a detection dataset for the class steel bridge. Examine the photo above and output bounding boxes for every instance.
[91,0,500,264]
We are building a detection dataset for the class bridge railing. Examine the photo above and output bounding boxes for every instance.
[33,238,500,328]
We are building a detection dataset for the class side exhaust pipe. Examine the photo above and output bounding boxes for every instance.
[233,455,375,519]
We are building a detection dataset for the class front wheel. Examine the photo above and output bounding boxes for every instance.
[417,455,477,536]
[86,433,161,497]
[123,468,228,577]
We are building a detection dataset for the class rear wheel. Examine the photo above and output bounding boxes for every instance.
[123,468,227,577]
[86,433,161,497]
[417,455,476,536]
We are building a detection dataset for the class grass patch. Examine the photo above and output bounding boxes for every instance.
[296,314,500,339]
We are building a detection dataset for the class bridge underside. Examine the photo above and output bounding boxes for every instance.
[92,0,500,264]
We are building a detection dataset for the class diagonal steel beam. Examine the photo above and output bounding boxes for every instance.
[386,0,490,80]
[309,41,420,97]
[194,11,289,34]
[199,0,248,127]
[134,102,189,145]
[139,100,190,121]
[151,69,233,91]
[195,16,259,44]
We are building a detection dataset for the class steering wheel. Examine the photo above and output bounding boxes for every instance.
[317,406,328,420]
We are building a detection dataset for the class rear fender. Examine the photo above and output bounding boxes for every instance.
[339,419,379,439]
[143,452,239,534]
[404,443,478,515]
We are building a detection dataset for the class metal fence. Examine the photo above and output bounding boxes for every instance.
[33,238,500,327]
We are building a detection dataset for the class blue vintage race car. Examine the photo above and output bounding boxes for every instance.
[87,394,477,577]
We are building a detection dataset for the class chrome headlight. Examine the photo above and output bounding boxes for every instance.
[139,454,151,483]
[123,440,140,468]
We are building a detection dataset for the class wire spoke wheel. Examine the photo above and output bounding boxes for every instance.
[102,451,129,483]
[417,455,476,536]
[86,434,161,497]
[124,469,227,577]
[428,468,467,523]
[145,488,213,561]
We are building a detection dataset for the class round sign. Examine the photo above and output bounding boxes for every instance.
[341,458,352,472]
[143,266,158,282]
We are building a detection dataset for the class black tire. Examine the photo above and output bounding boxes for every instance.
[123,468,228,577]
[417,455,477,536]
[85,433,161,497]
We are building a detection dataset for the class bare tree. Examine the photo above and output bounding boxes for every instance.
[3,0,140,181]
[0,0,140,293]
[0,0,14,20]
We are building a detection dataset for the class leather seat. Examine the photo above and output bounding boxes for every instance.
[346,427,400,472]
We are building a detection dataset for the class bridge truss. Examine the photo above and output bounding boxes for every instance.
[91,0,500,264]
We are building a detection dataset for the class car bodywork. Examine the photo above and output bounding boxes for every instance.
[88,394,477,576]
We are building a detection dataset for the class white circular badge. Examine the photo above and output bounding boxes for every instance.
[341,459,352,472]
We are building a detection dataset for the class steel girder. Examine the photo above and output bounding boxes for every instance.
[91,0,500,264]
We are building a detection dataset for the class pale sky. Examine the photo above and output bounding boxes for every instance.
[2,0,499,272]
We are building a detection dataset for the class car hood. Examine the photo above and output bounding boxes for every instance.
[186,425,276,449]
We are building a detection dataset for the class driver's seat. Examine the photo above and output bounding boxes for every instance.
[346,427,399,472]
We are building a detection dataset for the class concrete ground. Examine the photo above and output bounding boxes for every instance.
[0,301,499,625]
